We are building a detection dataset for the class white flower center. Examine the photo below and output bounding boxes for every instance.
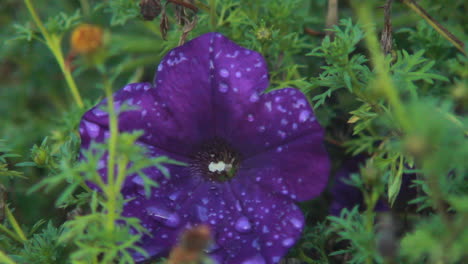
[208,161,232,173]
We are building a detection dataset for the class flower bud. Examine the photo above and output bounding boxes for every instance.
[256,27,272,40]
[361,162,379,186]
[70,24,104,54]
[32,147,49,166]
[168,225,211,264]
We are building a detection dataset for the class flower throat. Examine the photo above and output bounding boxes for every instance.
[191,138,241,182]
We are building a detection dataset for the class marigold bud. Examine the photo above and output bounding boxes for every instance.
[70,24,104,54]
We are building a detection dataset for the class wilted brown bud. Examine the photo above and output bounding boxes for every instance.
[139,0,162,21]
[168,225,211,264]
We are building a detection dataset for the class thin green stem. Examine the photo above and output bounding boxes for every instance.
[24,0,84,108]
[0,223,24,244]
[353,2,410,132]
[0,251,17,264]
[209,0,217,30]
[5,206,27,242]
[103,78,118,232]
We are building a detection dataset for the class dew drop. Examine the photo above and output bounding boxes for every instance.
[219,83,229,93]
[241,255,266,264]
[299,110,310,122]
[84,121,100,138]
[92,108,107,117]
[220,68,229,77]
[264,101,272,112]
[249,93,259,102]
[290,218,303,229]
[278,130,287,139]
[282,238,295,247]
[247,114,255,122]
[235,71,242,78]
[146,206,181,228]
[234,216,252,233]
[276,146,283,153]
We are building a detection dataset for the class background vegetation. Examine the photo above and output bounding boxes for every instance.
[0,0,466,263]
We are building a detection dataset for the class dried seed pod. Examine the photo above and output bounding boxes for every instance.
[139,0,162,21]
[0,184,6,222]
[160,10,169,40]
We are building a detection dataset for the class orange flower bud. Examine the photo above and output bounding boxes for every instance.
[70,24,104,54]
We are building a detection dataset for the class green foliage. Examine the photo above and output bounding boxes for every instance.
[14,222,66,264]
[0,0,467,263]
[328,208,382,264]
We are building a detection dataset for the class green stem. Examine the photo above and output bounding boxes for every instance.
[5,206,27,242]
[209,0,217,30]
[0,223,24,244]
[353,2,410,132]
[0,251,16,264]
[24,0,84,108]
[103,78,118,232]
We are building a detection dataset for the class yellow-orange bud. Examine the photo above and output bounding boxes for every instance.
[70,24,104,54]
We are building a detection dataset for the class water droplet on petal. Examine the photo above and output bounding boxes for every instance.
[264,101,272,112]
[282,237,295,247]
[247,114,254,122]
[235,216,252,233]
[146,206,181,228]
[235,71,242,78]
[249,93,259,102]
[241,255,266,264]
[257,126,266,133]
[219,83,229,93]
[220,68,229,77]
[299,110,310,122]
[290,217,303,229]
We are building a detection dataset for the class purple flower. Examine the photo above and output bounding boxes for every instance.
[79,33,330,264]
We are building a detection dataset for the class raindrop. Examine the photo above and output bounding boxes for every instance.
[234,216,252,233]
[219,83,229,93]
[290,218,302,229]
[278,130,287,139]
[299,110,310,122]
[249,93,259,102]
[264,101,272,112]
[276,146,283,153]
[220,68,229,77]
[84,121,100,138]
[282,238,294,247]
[247,114,255,122]
[241,255,266,264]
[235,71,242,78]
[146,206,181,228]
[92,108,107,117]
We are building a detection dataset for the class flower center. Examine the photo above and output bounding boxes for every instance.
[191,138,241,182]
